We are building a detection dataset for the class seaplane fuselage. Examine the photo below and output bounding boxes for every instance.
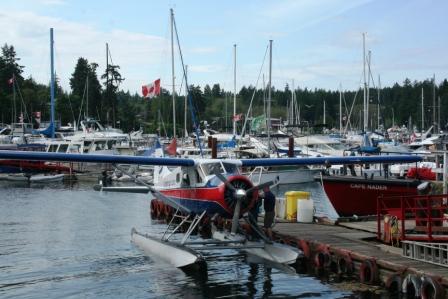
[153,160,258,218]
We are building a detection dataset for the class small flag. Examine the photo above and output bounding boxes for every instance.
[165,138,177,156]
[7,77,14,85]
[142,78,161,99]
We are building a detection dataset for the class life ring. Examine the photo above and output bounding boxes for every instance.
[337,252,353,275]
[297,239,311,259]
[359,259,379,284]
[314,246,331,269]
[385,273,402,296]
[402,274,422,298]
[421,275,443,299]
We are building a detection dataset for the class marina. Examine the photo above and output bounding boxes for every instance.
[2,1,448,298]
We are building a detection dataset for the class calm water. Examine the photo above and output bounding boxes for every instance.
[1,181,376,298]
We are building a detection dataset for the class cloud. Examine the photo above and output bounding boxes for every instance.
[0,10,169,93]
[40,0,66,5]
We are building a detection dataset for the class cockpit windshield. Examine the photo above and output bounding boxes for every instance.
[201,162,225,176]
[222,162,239,174]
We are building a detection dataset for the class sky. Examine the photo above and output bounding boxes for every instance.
[1,0,447,95]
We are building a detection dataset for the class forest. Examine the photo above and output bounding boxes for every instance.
[1,43,448,136]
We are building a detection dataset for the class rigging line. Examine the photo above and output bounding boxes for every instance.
[343,71,364,134]
[13,79,31,123]
[241,44,269,137]
[76,76,88,126]
[173,13,203,157]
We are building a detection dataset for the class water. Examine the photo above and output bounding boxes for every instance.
[1,181,375,298]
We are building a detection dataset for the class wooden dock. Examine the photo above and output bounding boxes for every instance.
[272,221,448,298]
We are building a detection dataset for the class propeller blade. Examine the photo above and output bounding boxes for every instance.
[213,171,236,192]
[246,181,275,196]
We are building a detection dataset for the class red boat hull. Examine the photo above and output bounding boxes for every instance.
[319,176,420,216]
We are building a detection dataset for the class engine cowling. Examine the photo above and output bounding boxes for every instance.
[223,175,259,215]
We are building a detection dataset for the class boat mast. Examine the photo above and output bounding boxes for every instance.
[367,50,371,131]
[377,75,380,131]
[267,40,272,151]
[106,43,109,125]
[362,33,367,133]
[323,99,326,126]
[233,44,237,136]
[170,9,176,138]
[184,65,188,139]
[339,83,342,133]
[50,28,55,138]
[433,73,436,132]
[421,87,424,133]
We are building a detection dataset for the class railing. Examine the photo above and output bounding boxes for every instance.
[377,194,448,242]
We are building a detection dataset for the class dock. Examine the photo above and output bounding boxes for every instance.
[272,220,448,297]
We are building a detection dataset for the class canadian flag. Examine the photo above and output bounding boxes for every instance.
[142,79,161,99]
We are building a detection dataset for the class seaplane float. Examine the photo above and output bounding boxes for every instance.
[0,150,421,271]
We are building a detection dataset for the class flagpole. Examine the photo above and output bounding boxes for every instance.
[170,8,176,138]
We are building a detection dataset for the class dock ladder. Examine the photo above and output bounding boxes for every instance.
[402,240,448,268]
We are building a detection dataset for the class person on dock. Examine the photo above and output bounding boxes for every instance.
[262,186,276,239]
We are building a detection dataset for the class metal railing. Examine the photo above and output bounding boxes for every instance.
[377,194,448,242]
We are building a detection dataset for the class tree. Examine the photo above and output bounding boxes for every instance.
[101,64,124,126]
[69,58,102,123]
[211,83,222,97]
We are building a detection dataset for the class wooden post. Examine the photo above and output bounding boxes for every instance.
[288,136,294,157]
[208,136,213,148]
[211,138,217,159]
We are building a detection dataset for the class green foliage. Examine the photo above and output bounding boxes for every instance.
[1,42,448,134]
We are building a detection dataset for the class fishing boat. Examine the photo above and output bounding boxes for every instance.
[316,170,421,217]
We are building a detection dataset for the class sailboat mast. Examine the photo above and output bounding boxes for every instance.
[377,75,380,131]
[323,100,326,125]
[233,44,237,136]
[267,40,272,151]
[366,50,371,132]
[421,87,424,132]
[170,9,176,138]
[184,65,188,138]
[433,73,436,132]
[50,28,55,138]
[339,83,342,133]
[86,75,89,118]
[362,33,367,132]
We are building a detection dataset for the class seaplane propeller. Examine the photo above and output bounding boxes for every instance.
[213,171,274,234]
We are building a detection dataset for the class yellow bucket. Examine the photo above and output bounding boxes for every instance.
[285,191,310,221]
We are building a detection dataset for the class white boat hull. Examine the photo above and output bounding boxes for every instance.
[30,173,65,182]
[131,228,204,269]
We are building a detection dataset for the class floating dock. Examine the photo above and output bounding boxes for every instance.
[272,220,448,298]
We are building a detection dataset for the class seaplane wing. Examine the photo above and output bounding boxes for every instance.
[0,150,422,166]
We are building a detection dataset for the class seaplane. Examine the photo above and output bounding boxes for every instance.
[0,150,422,271]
